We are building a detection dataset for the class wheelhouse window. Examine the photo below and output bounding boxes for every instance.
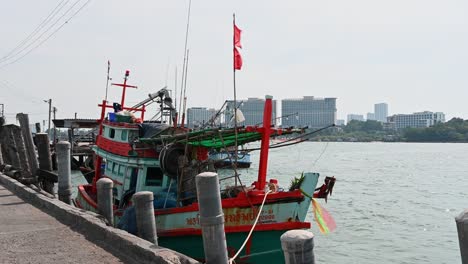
[118,164,125,176]
[121,130,128,141]
[145,167,163,186]
[106,161,113,174]
[109,128,115,138]
[112,162,118,174]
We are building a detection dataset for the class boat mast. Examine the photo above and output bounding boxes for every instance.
[233,14,239,186]
[111,70,137,109]
[256,95,273,191]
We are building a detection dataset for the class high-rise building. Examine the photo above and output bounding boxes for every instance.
[347,114,364,123]
[374,103,388,122]
[225,98,277,127]
[387,111,445,130]
[281,96,336,128]
[366,113,375,121]
[187,107,217,128]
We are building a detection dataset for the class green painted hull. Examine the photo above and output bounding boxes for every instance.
[160,230,287,264]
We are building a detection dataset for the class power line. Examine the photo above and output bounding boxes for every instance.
[0,0,70,62]
[0,0,92,68]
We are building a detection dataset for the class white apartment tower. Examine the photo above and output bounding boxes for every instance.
[374,103,388,123]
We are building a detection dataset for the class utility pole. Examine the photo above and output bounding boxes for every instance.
[53,107,57,143]
[44,99,52,137]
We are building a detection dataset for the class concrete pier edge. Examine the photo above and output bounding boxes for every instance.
[0,173,199,264]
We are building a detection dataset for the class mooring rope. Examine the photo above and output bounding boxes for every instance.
[228,190,272,264]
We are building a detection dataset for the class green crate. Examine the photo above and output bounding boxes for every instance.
[115,115,132,123]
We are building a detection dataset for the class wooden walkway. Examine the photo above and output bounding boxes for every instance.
[0,184,125,264]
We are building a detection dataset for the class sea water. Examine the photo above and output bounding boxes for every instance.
[242,142,466,264]
[72,142,466,263]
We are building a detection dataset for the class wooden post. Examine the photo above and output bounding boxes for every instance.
[456,209,468,264]
[134,191,158,244]
[195,172,228,264]
[56,141,72,204]
[11,125,31,177]
[0,143,3,165]
[1,125,21,168]
[281,230,315,264]
[36,133,54,194]
[97,178,114,226]
[17,113,39,180]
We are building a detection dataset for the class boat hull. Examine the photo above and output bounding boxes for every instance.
[161,229,289,263]
[74,172,320,262]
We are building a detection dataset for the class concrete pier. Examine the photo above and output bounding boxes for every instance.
[0,184,125,264]
[0,172,199,264]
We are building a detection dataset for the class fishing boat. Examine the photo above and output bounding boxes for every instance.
[74,70,335,263]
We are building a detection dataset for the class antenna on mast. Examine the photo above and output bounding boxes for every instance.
[105,60,111,102]
[178,0,192,125]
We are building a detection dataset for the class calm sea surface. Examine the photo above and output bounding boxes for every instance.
[72,142,466,263]
[242,142,466,264]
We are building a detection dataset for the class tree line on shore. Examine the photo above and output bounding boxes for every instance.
[309,118,468,142]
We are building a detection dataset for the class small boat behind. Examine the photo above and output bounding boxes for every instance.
[209,150,251,169]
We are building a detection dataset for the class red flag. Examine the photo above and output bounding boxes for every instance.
[234,47,242,70]
[234,24,242,49]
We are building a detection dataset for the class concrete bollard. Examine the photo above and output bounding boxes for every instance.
[97,178,114,226]
[35,133,54,194]
[280,230,315,264]
[195,172,229,264]
[56,141,72,205]
[456,209,468,264]
[133,191,158,244]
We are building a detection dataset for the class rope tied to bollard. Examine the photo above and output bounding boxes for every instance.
[228,190,272,264]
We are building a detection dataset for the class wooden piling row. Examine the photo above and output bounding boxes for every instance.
[0,115,54,190]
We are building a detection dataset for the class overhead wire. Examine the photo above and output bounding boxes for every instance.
[0,0,70,62]
[0,0,82,64]
[0,0,92,69]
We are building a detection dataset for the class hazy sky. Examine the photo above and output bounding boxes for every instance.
[1,0,468,125]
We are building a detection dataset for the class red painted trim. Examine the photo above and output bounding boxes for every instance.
[78,184,305,217]
[78,185,98,209]
[102,121,139,129]
[257,97,272,191]
[159,222,311,237]
[96,135,158,158]
[154,190,304,215]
